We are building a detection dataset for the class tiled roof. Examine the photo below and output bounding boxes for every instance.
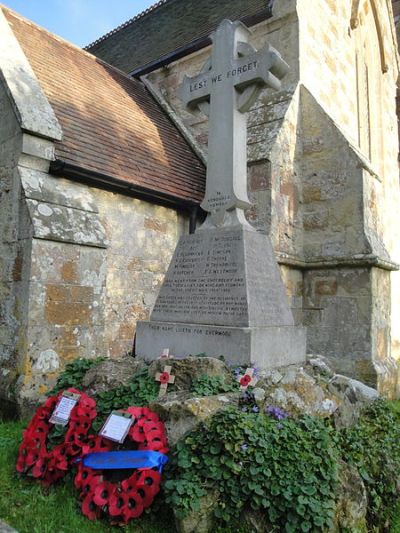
[86,0,272,74]
[3,7,205,205]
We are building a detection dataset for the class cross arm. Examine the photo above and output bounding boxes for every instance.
[179,73,211,110]
[234,43,289,92]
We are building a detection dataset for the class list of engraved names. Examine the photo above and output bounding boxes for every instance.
[152,232,248,323]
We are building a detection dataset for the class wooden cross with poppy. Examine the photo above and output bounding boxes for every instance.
[155,365,175,397]
[238,368,258,390]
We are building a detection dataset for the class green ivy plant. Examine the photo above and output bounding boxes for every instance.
[190,375,237,397]
[338,400,400,530]
[92,367,159,432]
[164,407,338,532]
[48,357,104,395]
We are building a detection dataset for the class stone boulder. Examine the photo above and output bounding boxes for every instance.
[333,461,368,532]
[149,391,240,446]
[0,522,18,533]
[257,365,340,418]
[175,491,219,533]
[81,357,146,395]
[329,374,379,429]
[148,356,233,391]
[175,461,369,533]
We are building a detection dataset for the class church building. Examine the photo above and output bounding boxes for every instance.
[0,0,399,415]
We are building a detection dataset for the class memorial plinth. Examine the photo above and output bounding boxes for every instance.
[136,223,306,366]
[136,19,306,367]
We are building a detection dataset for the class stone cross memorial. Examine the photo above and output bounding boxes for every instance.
[136,19,306,368]
[180,19,289,220]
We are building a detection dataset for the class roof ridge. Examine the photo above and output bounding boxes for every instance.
[0,4,145,88]
[84,0,172,50]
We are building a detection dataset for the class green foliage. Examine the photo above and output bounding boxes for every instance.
[164,408,338,531]
[338,400,400,530]
[48,357,104,395]
[190,375,237,397]
[92,367,159,431]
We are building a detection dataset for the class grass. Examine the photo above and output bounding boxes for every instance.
[0,420,177,533]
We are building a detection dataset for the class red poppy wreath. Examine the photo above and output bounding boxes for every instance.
[75,406,168,523]
[16,388,97,486]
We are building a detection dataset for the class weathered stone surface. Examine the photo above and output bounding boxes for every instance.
[257,365,339,417]
[0,9,62,140]
[307,355,335,378]
[175,491,219,533]
[333,461,368,533]
[148,356,232,391]
[149,391,240,446]
[81,357,146,395]
[241,509,270,533]
[0,521,18,533]
[328,374,380,428]
[25,198,107,248]
[329,374,379,403]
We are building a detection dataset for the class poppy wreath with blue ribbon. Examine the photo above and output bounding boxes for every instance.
[16,388,97,486]
[75,406,169,523]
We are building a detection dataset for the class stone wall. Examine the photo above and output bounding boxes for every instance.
[12,172,187,410]
[0,79,25,415]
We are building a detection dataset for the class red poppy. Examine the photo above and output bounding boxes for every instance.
[240,374,252,387]
[142,439,165,453]
[31,457,47,478]
[109,491,129,517]
[141,421,163,433]
[135,483,154,508]
[158,371,170,384]
[121,492,144,521]
[126,406,143,418]
[121,472,140,493]
[82,493,102,521]
[94,481,114,506]
[136,470,161,497]
[130,424,147,443]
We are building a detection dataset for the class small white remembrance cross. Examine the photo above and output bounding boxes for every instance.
[179,19,288,222]
[155,365,175,397]
[238,367,258,390]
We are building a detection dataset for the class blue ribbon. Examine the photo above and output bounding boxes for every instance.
[82,450,168,473]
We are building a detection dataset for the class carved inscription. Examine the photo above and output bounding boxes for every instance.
[189,60,259,93]
[148,324,232,337]
[151,232,249,325]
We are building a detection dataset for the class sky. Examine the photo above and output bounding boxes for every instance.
[2,0,156,47]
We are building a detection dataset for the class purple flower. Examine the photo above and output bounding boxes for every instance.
[241,406,248,413]
[241,443,249,452]
[266,405,289,421]
[252,405,259,413]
